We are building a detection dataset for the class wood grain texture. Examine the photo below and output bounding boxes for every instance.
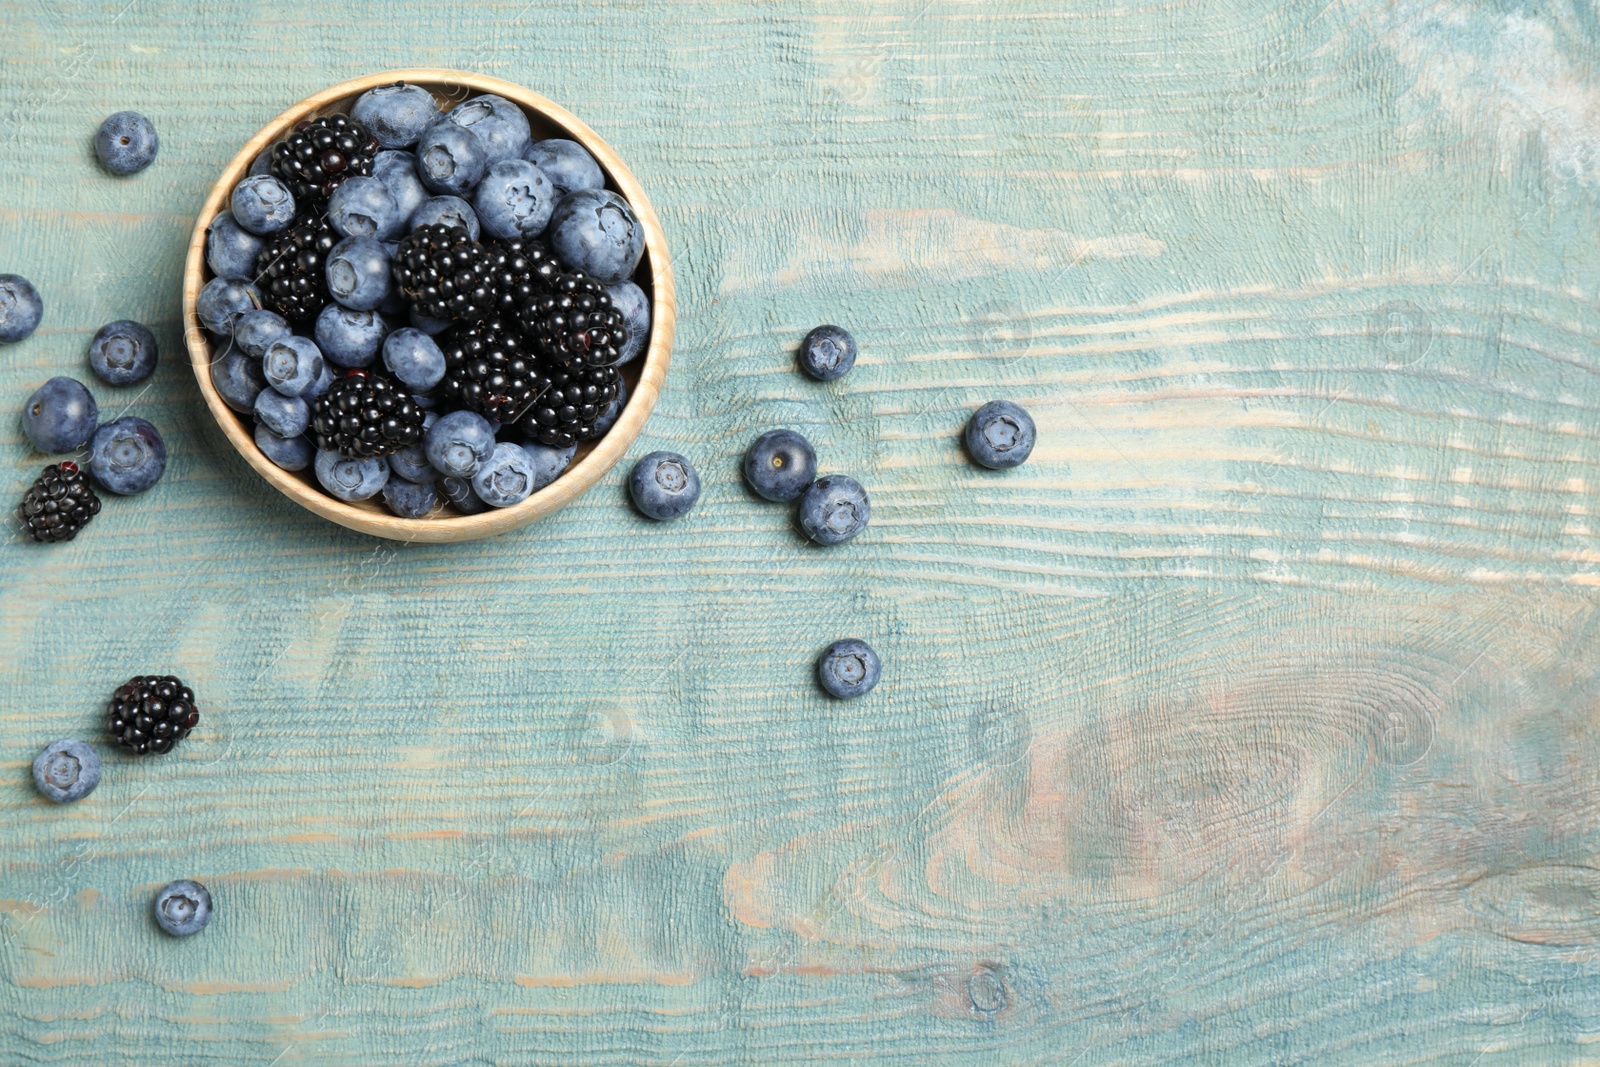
[3,0,1599,1063]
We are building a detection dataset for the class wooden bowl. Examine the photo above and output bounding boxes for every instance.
[182,70,675,543]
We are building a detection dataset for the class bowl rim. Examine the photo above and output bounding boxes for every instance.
[182,69,676,543]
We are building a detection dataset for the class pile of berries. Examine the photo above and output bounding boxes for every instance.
[201,84,652,517]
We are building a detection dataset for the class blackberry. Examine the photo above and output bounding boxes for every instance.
[269,113,380,209]
[485,237,560,320]
[255,216,338,325]
[311,369,425,458]
[107,675,198,755]
[518,358,620,448]
[18,462,101,543]
[392,223,498,323]
[436,319,542,424]
[519,267,629,369]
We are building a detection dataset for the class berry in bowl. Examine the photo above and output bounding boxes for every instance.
[183,71,674,542]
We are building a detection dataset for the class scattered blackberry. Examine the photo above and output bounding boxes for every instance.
[518,358,620,448]
[392,223,498,323]
[436,319,542,424]
[107,675,198,755]
[18,461,101,543]
[519,267,629,369]
[310,369,425,458]
[485,237,560,320]
[255,216,338,325]
[269,113,379,209]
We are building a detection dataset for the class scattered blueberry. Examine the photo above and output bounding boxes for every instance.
[314,449,389,502]
[816,639,882,699]
[232,309,291,359]
[254,423,313,471]
[425,409,496,477]
[327,175,405,240]
[351,82,440,149]
[87,416,166,495]
[408,195,480,239]
[383,477,438,517]
[798,474,869,545]
[205,212,264,281]
[473,159,556,240]
[153,879,213,937]
[589,376,628,438]
[32,739,100,803]
[471,442,541,507]
[525,138,604,197]
[211,344,267,414]
[548,189,645,284]
[606,280,650,365]
[628,451,699,521]
[964,400,1036,470]
[262,336,325,396]
[230,174,296,235]
[195,277,262,336]
[22,377,98,453]
[439,474,489,514]
[446,93,531,165]
[798,325,857,381]
[0,274,43,343]
[743,429,816,502]
[324,236,392,311]
[314,305,388,368]
[87,320,158,386]
[372,149,429,223]
[415,121,488,197]
[94,111,158,175]
[382,327,445,391]
[253,388,310,438]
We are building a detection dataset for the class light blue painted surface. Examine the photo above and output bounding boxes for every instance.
[3,1,1600,1063]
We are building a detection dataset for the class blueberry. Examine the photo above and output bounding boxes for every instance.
[314,305,388,368]
[254,388,310,437]
[196,277,262,336]
[798,474,869,545]
[743,429,816,502]
[314,449,389,502]
[232,309,291,359]
[324,236,392,311]
[816,639,882,700]
[439,475,490,514]
[408,195,480,240]
[88,320,158,386]
[326,176,404,241]
[472,159,556,240]
[589,376,629,439]
[605,280,650,365]
[351,82,440,149]
[0,274,43,343]
[32,739,100,803]
[87,416,166,495]
[254,423,313,471]
[628,451,699,521]
[470,442,539,507]
[262,336,324,396]
[964,400,1036,469]
[94,111,158,175]
[415,121,488,197]
[524,441,576,489]
[153,879,213,937]
[548,189,645,284]
[372,150,429,224]
[425,409,496,478]
[305,361,335,399]
[382,327,445,391]
[247,146,273,177]
[382,477,438,518]
[799,325,857,381]
[389,411,439,483]
[446,94,531,165]
[210,345,266,414]
[525,138,604,198]
[205,212,264,281]
[22,377,98,453]
[409,306,453,336]
[230,174,296,235]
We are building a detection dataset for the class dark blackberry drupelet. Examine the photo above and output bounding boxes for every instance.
[436,319,542,424]
[18,462,101,543]
[518,358,620,448]
[392,224,498,323]
[310,370,425,458]
[255,216,339,325]
[107,675,198,755]
[269,113,380,209]
[518,268,629,369]
[485,237,560,320]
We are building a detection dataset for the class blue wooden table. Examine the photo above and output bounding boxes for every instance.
[4,1,1599,1063]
